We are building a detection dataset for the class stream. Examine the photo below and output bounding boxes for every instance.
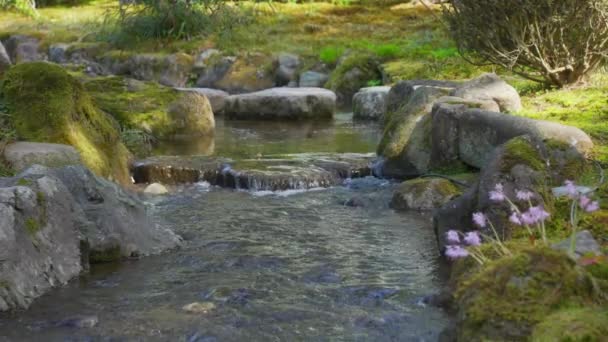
[0,113,450,341]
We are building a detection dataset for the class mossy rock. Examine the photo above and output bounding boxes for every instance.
[214,53,276,93]
[531,307,608,341]
[83,76,214,139]
[390,177,462,211]
[326,52,382,106]
[2,62,131,184]
[455,248,600,341]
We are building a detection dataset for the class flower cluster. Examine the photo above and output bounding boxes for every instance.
[565,180,600,213]
[444,230,481,260]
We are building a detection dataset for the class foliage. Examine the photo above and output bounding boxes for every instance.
[0,0,38,17]
[444,0,608,87]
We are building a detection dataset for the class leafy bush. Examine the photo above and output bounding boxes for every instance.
[444,0,608,87]
[0,0,38,17]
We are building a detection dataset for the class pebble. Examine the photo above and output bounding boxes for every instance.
[182,302,216,314]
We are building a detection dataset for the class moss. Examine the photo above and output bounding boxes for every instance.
[24,217,40,236]
[89,245,122,264]
[215,53,275,93]
[16,178,31,186]
[83,75,180,138]
[501,137,546,172]
[2,62,131,184]
[531,307,608,342]
[326,52,381,102]
[455,248,601,341]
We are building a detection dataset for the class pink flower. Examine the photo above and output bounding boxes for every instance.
[445,230,460,244]
[489,184,505,202]
[585,201,600,213]
[580,195,591,209]
[445,245,469,260]
[516,190,534,201]
[565,180,578,198]
[464,231,481,246]
[509,212,522,225]
[529,206,550,222]
[472,212,487,228]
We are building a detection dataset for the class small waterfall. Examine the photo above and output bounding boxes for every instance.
[370,157,385,178]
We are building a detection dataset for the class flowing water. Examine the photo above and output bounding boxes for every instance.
[0,114,450,341]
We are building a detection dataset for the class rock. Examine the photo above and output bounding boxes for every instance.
[55,315,99,329]
[344,196,366,208]
[326,53,382,106]
[2,62,131,184]
[434,95,500,112]
[132,153,374,189]
[0,41,11,74]
[385,79,459,115]
[298,71,329,88]
[144,182,169,195]
[0,175,83,311]
[553,230,602,259]
[352,86,391,120]
[224,87,336,120]
[175,87,229,114]
[3,142,81,172]
[48,43,70,64]
[24,165,182,260]
[182,302,216,314]
[4,35,41,63]
[128,53,193,87]
[430,103,594,169]
[450,73,522,113]
[275,53,300,86]
[167,92,215,137]
[391,178,462,211]
[378,84,453,179]
[195,56,236,88]
[193,49,221,70]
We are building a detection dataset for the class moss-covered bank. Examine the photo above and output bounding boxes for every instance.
[2,62,131,184]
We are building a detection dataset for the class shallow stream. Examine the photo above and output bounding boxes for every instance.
[0,114,449,341]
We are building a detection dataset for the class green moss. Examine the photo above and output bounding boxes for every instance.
[24,217,40,236]
[401,177,462,197]
[501,137,546,172]
[326,52,381,101]
[2,62,131,184]
[455,248,601,341]
[16,178,31,186]
[531,307,608,342]
[89,245,122,264]
[83,75,180,138]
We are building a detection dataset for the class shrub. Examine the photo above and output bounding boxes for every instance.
[0,0,37,17]
[444,0,608,87]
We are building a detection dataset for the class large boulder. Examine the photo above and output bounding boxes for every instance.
[175,87,229,114]
[3,35,41,63]
[128,53,194,87]
[352,86,391,120]
[430,103,594,170]
[166,92,215,137]
[0,164,181,311]
[3,142,81,172]
[326,53,382,106]
[378,83,453,178]
[2,63,131,184]
[224,87,336,120]
[48,43,70,64]
[0,41,11,75]
[0,174,83,311]
[450,73,522,113]
[390,177,461,211]
[298,71,329,88]
[385,79,459,116]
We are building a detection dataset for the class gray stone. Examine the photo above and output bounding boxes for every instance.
[175,87,229,114]
[352,86,391,120]
[4,142,81,172]
[48,43,70,64]
[167,92,215,137]
[553,230,602,259]
[224,87,336,120]
[450,73,522,113]
[434,96,500,112]
[299,71,329,88]
[196,56,236,88]
[4,35,41,63]
[391,178,461,211]
[0,40,11,74]
[275,53,301,86]
[385,80,459,115]
[128,53,193,87]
